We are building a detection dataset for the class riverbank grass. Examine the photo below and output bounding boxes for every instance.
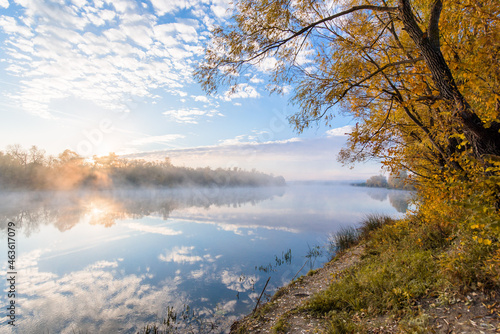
[307,214,499,333]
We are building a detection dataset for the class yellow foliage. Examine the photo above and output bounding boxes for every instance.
[196,0,500,242]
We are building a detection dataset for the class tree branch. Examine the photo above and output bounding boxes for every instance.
[246,5,398,62]
[354,99,394,159]
[416,94,441,102]
[399,0,500,156]
[366,52,450,163]
[428,0,442,49]
[333,57,423,104]
[398,0,424,42]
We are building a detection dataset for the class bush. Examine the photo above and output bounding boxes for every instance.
[441,234,499,291]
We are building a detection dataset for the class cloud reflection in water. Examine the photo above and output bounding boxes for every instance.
[0,184,412,333]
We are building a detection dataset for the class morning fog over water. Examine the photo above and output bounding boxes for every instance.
[0,183,412,333]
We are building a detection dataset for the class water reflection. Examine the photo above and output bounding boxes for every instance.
[365,188,414,213]
[0,187,285,235]
[0,184,411,333]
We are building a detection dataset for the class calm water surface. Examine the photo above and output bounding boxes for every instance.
[0,183,412,333]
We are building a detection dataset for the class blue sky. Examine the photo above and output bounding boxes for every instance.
[0,0,381,180]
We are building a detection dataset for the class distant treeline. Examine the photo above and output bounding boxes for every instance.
[0,145,286,190]
[355,170,415,191]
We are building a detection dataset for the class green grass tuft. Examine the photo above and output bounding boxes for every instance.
[330,226,359,253]
[272,316,290,333]
[326,311,361,334]
[358,214,394,240]
[310,219,441,318]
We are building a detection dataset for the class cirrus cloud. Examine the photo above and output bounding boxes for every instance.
[163,107,223,124]
[130,134,186,146]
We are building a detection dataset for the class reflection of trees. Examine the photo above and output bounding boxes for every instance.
[388,191,413,213]
[0,187,285,235]
[365,188,413,213]
[366,189,389,202]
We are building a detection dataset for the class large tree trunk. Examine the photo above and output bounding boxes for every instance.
[398,0,500,158]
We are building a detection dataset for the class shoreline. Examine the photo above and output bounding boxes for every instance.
[229,245,366,333]
[229,244,500,333]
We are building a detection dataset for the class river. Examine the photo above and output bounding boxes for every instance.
[0,182,412,333]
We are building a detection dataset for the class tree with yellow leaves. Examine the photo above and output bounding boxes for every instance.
[196,0,500,231]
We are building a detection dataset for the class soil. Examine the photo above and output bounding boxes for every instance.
[229,245,500,334]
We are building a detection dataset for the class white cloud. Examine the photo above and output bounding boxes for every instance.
[0,0,9,8]
[171,90,188,97]
[249,76,264,84]
[326,125,352,137]
[159,246,203,264]
[71,0,87,8]
[220,270,258,292]
[163,108,222,124]
[218,134,254,146]
[210,0,231,19]
[88,260,119,269]
[168,22,198,43]
[267,84,292,95]
[190,268,206,279]
[1,0,207,117]
[126,222,183,236]
[149,0,192,16]
[221,300,237,312]
[103,28,127,41]
[295,47,313,66]
[0,16,33,37]
[223,83,261,101]
[192,95,209,103]
[131,134,186,146]
[217,133,302,147]
[257,56,278,72]
[153,23,182,46]
[106,0,136,13]
[84,9,115,26]
[8,249,189,334]
[124,134,381,181]
[121,24,153,49]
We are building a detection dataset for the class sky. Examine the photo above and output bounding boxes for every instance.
[0,0,381,180]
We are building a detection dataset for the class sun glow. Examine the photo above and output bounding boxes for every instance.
[90,207,104,215]
[85,199,124,227]
[84,157,96,165]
